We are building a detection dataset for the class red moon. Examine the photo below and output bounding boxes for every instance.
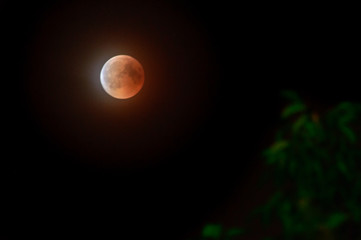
[100,55,145,99]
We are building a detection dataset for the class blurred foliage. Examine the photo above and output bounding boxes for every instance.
[188,224,244,240]
[202,224,223,239]
[259,90,361,239]
[191,91,361,240]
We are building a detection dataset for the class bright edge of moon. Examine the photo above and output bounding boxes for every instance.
[100,55,145,99]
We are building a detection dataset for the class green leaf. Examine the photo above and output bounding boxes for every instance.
[292,114,307,133]
[226,228,244,237]
[279,200,293,233]
[305,121,317,137]
[339,125,356,143]
[325,213,347,229]
[202,224,222,239]
[337,161,348,176]
[282,103,306,119]
[264,141,289,164]
[335,102,356,126]
[269,141,289,153]
[337,102,354,113]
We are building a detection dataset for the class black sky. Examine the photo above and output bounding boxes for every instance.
[1,1,359,239]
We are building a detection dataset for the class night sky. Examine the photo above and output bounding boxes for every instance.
[2,1,359,239]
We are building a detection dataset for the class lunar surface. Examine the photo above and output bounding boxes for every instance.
[100,55,144,99]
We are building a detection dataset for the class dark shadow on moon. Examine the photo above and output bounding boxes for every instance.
[124,62,143,85]
[106,60,142,89]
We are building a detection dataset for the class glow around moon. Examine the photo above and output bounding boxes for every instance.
[100,55,144,99]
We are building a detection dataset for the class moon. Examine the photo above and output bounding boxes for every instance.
[100,55,144,99]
